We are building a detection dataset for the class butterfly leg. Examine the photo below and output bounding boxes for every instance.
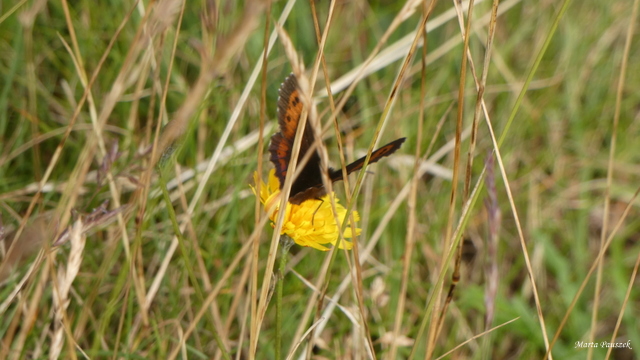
[311,198,324,227]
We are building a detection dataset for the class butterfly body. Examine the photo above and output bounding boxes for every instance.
[269,74,405,205]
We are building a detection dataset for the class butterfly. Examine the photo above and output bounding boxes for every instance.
[268,74,406,205]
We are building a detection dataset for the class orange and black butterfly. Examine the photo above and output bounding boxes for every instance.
[269,74,406,204]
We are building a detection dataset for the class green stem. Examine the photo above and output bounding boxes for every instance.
[275,236,294,359]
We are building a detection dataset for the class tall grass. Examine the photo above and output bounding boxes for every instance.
[1,0,639,359]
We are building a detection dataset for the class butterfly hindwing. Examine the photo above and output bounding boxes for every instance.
[268,133,291,186]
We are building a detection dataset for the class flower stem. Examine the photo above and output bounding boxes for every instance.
[275,236,294,359]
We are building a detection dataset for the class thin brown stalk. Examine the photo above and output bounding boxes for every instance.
[308,0,429,356]
[434,317,520,360]
[605,247,640,359]
[252,19,311,360]
[325,2,431,355]
[409,154,487,359]
[136,0,188,330]
[251,1,271,358]
[427,0,474,355]
[305,1,385,357]
[478,86,552,358]
[434,0,501,349]
[545,185,640,359]
[388,2,434,358]
[589,0,638,358]
[285,1,347,357]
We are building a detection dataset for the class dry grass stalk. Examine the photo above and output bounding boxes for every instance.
[49,219,85,360]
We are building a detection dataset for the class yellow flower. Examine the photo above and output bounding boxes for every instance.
[251,170,360,251]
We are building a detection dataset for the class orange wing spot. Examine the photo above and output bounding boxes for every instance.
[281,89,302,139]
[371,144,396,159]
[277,159,288,171]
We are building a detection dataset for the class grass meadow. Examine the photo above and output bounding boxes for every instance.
[1,0,639,359]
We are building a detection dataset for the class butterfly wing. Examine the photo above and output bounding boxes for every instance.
[329,137,406,182]
[268,74,324,201]
[269,74,405,204]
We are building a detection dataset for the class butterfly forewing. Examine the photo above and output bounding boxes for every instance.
[329,138,406,182]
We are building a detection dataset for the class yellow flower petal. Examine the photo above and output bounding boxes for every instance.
[252,171,360,251]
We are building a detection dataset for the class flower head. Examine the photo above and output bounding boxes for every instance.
[251,170,360,251]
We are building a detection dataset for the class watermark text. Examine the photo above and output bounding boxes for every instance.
[575,340,632,349]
